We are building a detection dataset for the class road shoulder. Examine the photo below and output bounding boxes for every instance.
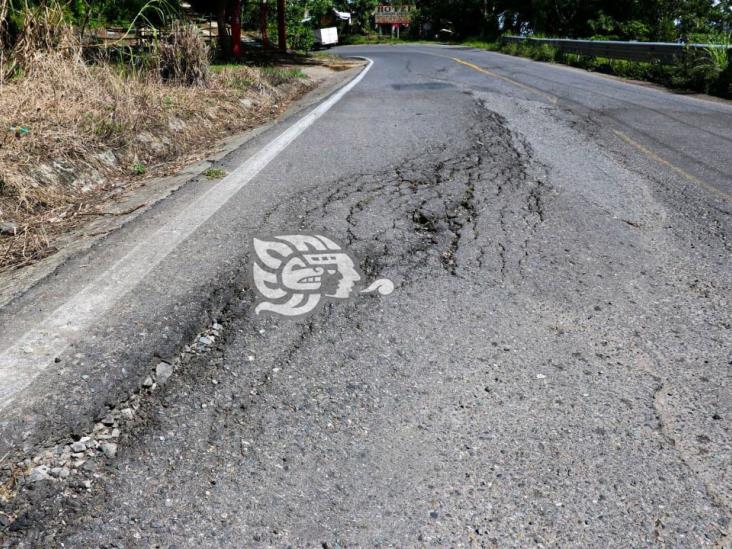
[0,61,366,469]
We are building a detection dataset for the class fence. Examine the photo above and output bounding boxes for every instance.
[86,18,220,50]
[500,35,730,64]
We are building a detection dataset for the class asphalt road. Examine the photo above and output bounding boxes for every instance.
[2,45,731,547]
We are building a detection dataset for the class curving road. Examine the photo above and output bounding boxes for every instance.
[2,45,731,547]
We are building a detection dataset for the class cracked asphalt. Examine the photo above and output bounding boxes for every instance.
[2,46,731,547]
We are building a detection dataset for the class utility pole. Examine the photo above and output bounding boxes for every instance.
[277,0,286,52]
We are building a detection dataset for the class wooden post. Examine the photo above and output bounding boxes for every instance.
[231,0,241,58]
[260,0,269,48]
[277,0,286,51]
[217,3,229,58]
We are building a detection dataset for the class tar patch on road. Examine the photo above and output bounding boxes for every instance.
[391,82,456,91]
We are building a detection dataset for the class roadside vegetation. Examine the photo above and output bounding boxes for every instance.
[463,36,732,98]
[204,167,226,179]
[0,0,319,273]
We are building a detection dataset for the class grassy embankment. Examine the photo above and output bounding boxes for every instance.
[0,4,315,273]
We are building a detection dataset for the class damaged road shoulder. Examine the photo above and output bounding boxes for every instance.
[0,60,372,482]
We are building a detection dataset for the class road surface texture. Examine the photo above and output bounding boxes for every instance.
[1,45,730,547]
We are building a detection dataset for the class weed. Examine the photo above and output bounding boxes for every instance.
[210,63,241,72]
[691,35,730,93]
[260,67,308,86]
[156,21,210,86]
[226,73,253,90]
[95,118,126,137]
[530,44,559,62]
[704,43,729,74]
[132,162,147,175]
[204,167,225,179]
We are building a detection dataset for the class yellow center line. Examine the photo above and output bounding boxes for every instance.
[612,130,731,202]
[451,57,558,105]
[449,54,727,202]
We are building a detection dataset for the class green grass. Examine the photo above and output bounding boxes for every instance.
[225,73,254,90]
[204,167,226,179]
[260,67,307,79]
[210,63,308,88]
[131,162,147,175]
[259,67,308,86]
[91,117,125,137]
[210,63,244,73]
[461,39,501,51]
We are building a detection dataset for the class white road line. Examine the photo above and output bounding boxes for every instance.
[0,58,374,410]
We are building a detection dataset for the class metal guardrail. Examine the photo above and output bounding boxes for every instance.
[501,35,730,63]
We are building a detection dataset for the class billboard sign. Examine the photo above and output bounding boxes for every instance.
[375,5,414,26]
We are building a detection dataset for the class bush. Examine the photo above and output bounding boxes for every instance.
[714,62,732,98]
[2,1,80,78]
[691,42,730,94]
[609,59,652,80]
[287,20,314,52]
[530,44,558,62]
[157,21,210,86]
[266,2,313,52]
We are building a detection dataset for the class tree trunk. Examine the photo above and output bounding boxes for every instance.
[217,3,230,59]
[231,0,241,58]
[260,1,270,49]
[277,0,286,52]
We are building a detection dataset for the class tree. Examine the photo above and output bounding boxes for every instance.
[189,0,234,56]
[346,0,378,33]
[401,0,728,42]
[418,0,498,39]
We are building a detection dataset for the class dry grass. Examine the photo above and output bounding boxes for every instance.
[1,0,78,81]
[158,21,211,86]
[0,48,312,272]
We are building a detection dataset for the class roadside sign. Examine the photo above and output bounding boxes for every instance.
[375,5,414,25]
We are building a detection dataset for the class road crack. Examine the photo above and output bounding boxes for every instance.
[284,105,552,288]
